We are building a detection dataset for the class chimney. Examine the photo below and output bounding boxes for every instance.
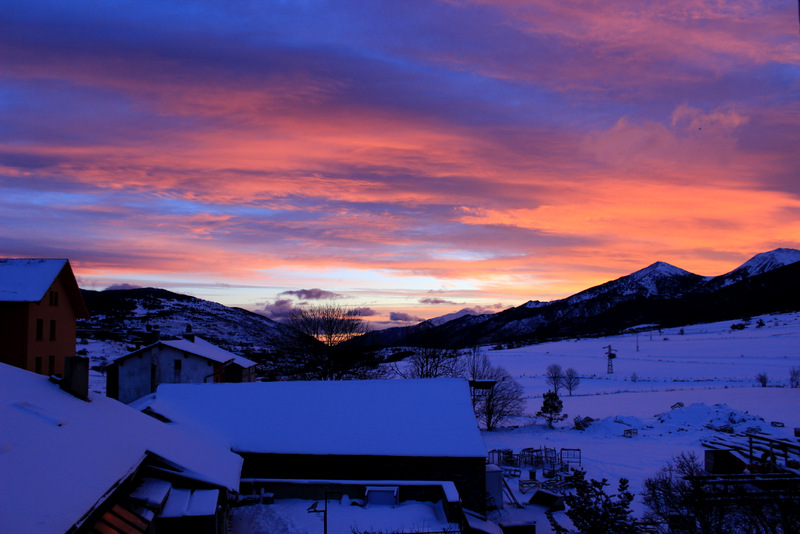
[183,323,195,342]
[61,356,90,400]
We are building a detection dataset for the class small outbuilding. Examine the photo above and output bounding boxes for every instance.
[107,334,257,404]
[148,378,490,512]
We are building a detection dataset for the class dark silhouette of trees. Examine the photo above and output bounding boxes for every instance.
[392,346,461,378]
[791,366,800,388]
[545,363,564,395]
[476,366,525,431]
[395,346,525,430]
[564,470,637,534]
[536,390,567,428]
[284,302,381,380]
[756,372,769,387]
[641,451,800,533]
[564,367,581,395]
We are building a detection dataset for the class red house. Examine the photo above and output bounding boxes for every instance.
[0,258,89,377]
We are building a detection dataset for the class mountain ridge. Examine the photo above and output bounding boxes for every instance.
[351,248,800,349]
[77,248,800,353]
[78,287,303,356]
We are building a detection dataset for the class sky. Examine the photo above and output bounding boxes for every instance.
[2,1,799,327]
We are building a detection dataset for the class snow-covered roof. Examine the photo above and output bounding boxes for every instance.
[0,258,68,302]
[115,336,257,369]
[149,378,488,458]
[0,363,242,534]
[160,336,257,368]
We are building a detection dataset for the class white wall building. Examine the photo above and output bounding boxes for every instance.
[107,335,257,404]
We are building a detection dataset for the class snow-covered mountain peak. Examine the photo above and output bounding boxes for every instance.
[522,300,547,309]
[427,308,479,326]
[705,248,800,289]
[735,248,800,277]
[631,261,693,280]
[566,260,702,303]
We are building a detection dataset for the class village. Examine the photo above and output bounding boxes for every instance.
[0,258,540,534]
[3,258,800,534]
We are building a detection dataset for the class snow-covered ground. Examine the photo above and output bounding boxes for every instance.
[481,312,800,521]
[82,338,130,395]
[231,499,459,534]
[83,311,800,531]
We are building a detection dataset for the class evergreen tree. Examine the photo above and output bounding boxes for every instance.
[564,469,637,534]
[536,390,567,428]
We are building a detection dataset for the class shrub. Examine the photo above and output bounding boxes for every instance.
[756,372,768,387]
[564,470,636,534]
[790,367,800,389]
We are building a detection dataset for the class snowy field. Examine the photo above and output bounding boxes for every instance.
[480,311,800,521]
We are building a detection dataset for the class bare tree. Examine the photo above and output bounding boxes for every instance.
[545,363,565,395]
[394,346,525,430]
[642,451,800,533]
[756,372,768,388]
[393,346,461,379]
[288,301,369,347]
[790,367,800,388]
[461,348,525,431]
[641,451,730,533]
[285,302,379,380]
[479,369,525,431]
[564,367,581,396]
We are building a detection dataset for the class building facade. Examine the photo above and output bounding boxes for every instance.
[107,335,257,404]
[0,258,89,377]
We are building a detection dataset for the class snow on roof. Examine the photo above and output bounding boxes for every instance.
[160,336,257,368]
[0,258,68,302]
[114,336,257,368]
[0,363,242,534]
[149,378,488,458]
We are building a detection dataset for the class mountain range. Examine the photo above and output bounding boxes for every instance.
[78,248,800,352]
[349,248,800,350]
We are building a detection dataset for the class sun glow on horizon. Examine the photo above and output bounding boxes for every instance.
[2,0,798,322]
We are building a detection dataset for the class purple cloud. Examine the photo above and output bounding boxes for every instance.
[420,297,461,305]
[346,307,378,317]
[390,312,424,323]
[279,288,341,301]
[261,299,296,321]
[104,283,143,291]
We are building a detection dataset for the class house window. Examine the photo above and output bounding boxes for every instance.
[36,319,44,341]
[35,357,42,374]
[48,355,55,375]
[49,290,59,306]
[50,320,57,341]
[174,359,182,381]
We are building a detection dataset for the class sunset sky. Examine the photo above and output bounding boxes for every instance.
[2,1,799,326]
